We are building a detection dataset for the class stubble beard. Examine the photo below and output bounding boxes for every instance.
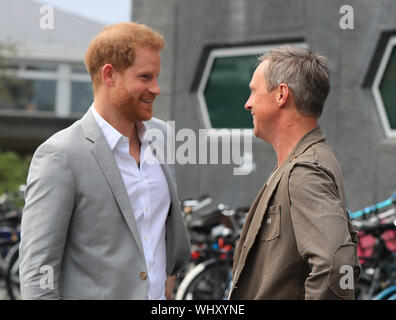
[114,84,143,123]
[118,93,138,123]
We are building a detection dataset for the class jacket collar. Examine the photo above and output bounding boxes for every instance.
[81,106,152,146]
[80,108,102,143]
[80,109,145,257]
[287,126,326,163]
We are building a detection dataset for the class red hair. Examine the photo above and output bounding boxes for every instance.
[85,22,165,90]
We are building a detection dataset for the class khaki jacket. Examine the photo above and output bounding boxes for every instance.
[230,127,360,300]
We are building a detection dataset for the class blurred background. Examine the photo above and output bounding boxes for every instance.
[0,0,395,300]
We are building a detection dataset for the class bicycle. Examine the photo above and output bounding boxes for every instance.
[175,234,235,300]
[175,197,247,300]
[349,191,396,300]
[0,190,23,300]
[4,242,20,300]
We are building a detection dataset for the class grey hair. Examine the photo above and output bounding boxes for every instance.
[259,45,330,118]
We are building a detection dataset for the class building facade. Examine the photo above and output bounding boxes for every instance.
[0,0,104,154]
[133,0,396,211]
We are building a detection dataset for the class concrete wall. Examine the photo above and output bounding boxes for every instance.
[133,0,396,212]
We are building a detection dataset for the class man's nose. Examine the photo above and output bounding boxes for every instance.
[244,97,252,111]
[149,79,161,96]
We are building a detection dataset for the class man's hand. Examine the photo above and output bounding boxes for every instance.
[165,275,176,300]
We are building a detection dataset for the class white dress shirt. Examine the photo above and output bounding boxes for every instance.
[92,105,170,300]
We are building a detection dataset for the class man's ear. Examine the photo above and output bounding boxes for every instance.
[101,64,116,87]
[277,83,290,107]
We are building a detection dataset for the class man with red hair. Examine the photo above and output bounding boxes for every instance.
[20,22,190,300]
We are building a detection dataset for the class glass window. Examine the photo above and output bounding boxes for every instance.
[3,63,19,71]
[0,78,56,112]
[203,55,257,129]
[378,46,396,130]
[70,81,93,114]
[197,44,307,129]
[0,60,92,116]
[372,36,396,138]
[71,63,88,74]
[25,61,58,72]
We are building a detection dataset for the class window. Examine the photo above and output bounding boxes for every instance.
[372,36,396,138]
[197,43,307,130]
[0,60,92,117]
[203,55,257,129]
[0,78,56,112]
[71,81,93,114]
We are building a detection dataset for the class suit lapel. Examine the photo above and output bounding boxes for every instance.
[81,110,145,257]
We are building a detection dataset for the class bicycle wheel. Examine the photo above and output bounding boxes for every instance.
[5,242,21,300]
[388,292,396,300]
[175,258,232,300]
[373,284,396,300]
[355,272,376,300]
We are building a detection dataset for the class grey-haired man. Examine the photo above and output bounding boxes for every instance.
[230,46,360,300]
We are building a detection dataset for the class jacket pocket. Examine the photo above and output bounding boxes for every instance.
[259,204,281,241]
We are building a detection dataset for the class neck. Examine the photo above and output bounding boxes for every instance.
[271,115,318,167]
[93,92,137,141]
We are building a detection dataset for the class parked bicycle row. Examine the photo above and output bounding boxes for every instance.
[349,192,396,300]
[175,191,396,300]
[0,188,23,300]
[1,187,396,300]
[174,195,248,300]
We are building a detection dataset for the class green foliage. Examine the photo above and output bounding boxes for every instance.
[0,41,26,109]
[0,150,30,195]
[0,43,30,209]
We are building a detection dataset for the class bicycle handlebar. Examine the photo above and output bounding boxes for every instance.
[182,195,213,213]
[348,191,396,220]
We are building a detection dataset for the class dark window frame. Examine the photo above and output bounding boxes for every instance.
[195,41,307,131]
[372,36,396,138]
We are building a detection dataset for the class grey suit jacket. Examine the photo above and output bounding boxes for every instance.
[19,109,191,299]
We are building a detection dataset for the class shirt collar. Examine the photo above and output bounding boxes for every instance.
[91,104,123,150]
[91,104,149,150]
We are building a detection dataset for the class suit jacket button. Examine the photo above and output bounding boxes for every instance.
[140,272,147,280]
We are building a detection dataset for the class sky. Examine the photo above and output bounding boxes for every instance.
[32,0,132,25]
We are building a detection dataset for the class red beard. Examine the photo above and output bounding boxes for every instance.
[114,85,154,123]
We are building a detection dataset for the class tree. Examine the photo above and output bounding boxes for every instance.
[0,41,33,111]
[0,150,30,208]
